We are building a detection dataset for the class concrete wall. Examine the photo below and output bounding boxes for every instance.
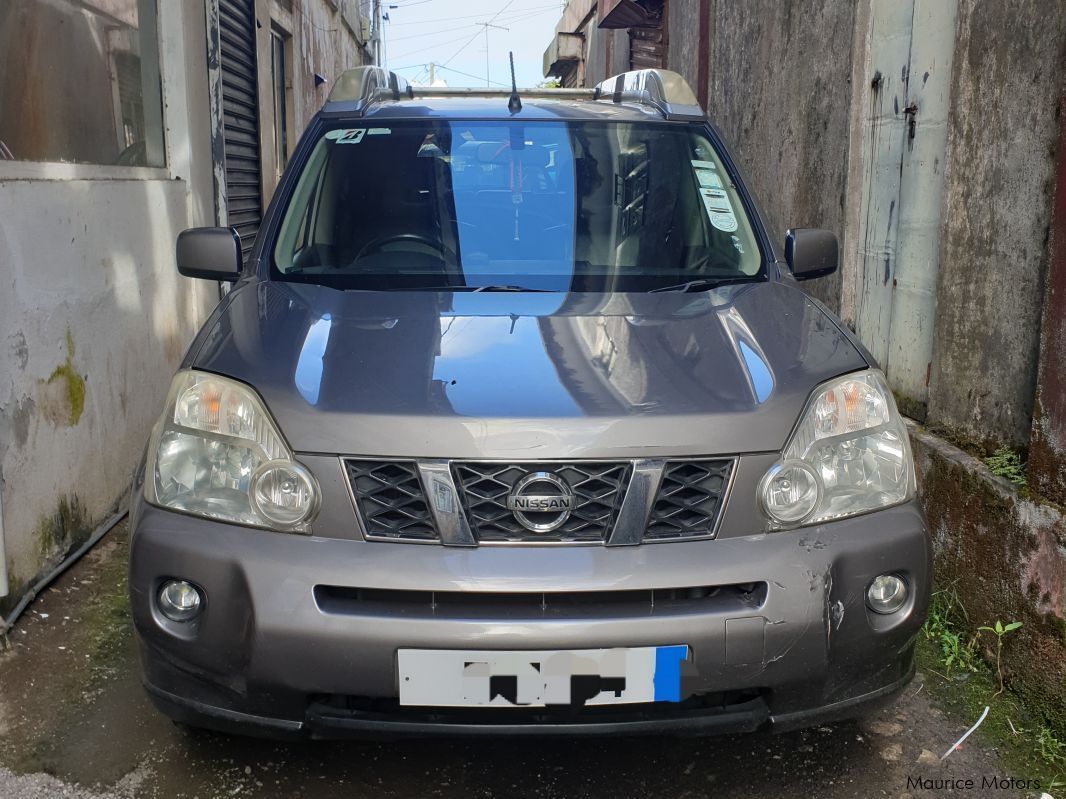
[0,0,375,616]
[706,0,857,313]
[926,0,1066,447]
[259,0,375,202]
[0,2,219,614]
[665,0,703,98]
[912,424,1066,727]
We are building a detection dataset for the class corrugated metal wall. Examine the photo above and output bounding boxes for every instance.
[218,0,263,260]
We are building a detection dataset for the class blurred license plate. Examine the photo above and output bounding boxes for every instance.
[398,646,688,708]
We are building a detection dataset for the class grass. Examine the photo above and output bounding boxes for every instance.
[984,447,1027,486]
[922,584,980,677]
[918,584,1064,792]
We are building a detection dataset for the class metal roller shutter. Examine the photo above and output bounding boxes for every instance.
[218,0,262,260]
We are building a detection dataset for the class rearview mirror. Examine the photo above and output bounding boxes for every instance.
[176,227,242,282]
[785,229,838,281]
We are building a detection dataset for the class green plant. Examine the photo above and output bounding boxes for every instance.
[1037,726,1066,767]
[984,447,1027,486]
[923,586,980,676]
[977,619,1022,697]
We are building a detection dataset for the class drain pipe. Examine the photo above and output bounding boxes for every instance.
[0,485,9,642]
[0,485,8,605]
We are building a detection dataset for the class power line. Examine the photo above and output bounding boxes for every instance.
[441,0,517,67]
[387,6,557,42]
[387,4,560,27]
[388,31,481,63]
[438,64,509,87]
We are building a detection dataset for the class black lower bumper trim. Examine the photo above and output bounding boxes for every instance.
[143,666,914,740]
[769,662,915,732]
[305,696,770,738]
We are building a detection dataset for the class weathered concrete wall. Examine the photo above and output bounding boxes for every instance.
[927,0,1066,447]
[706,0,857,313]
[289,0,373,135]
[0,2,220,614]
[911,424,1066,728]
[665,0,704,100]
[1029,94,1066,506]
[258,0,374,202]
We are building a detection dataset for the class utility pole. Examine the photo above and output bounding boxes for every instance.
[477,22,508,87]
[428,62,436,85]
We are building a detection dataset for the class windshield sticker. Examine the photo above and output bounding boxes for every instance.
[696,169,723,189]
[367,127,391,136]
[692,160,723,189]
[700,187,738,232]
[326,128,366,144]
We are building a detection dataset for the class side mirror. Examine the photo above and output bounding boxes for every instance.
[785,228,838,281]
[176,227,242,282]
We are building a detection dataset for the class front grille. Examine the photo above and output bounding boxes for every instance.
[315,582,768,619]
[452,462,630,543]
[344,460,438,541]
[645,460,734,540]
[341,457,735,545]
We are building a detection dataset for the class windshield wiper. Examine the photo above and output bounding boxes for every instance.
[406,284,553,293]
[472,284,552,293]
[649,277,756,293]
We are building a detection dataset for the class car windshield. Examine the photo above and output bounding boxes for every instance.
[271,120,763,291]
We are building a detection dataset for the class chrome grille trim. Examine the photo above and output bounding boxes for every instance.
[416,460,477,547]
[607,459,666,546]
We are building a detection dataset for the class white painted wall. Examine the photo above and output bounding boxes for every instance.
[0,1,219,601]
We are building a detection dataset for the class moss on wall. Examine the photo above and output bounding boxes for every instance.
[39,329,86,427]
[914,428,1066,732]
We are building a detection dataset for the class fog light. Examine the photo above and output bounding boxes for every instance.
[158,580,203,622]
[866,574,907,614]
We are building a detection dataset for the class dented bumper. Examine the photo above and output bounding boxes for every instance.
[129,496,930,737]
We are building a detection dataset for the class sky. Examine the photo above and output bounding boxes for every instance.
[379,0,566,89]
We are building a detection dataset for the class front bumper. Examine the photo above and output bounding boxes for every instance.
[129,496,930,738]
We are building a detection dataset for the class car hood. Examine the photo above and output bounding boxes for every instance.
[189,280,867,458]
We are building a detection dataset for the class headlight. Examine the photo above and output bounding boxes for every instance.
[145,371,319,532]
[760,369,914,527]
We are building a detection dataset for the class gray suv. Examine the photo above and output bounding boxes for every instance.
[129,67,930,737]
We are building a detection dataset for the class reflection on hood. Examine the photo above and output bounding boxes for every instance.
[189,280,866,456]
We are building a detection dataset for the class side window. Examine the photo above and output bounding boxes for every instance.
[0,0,165,167]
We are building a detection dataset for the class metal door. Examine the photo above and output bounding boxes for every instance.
[855,0,958,415]
[218,0,263,261]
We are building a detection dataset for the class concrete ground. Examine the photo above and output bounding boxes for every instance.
[0,522,1043,799]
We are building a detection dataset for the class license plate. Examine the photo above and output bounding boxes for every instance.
[398,645,688,708]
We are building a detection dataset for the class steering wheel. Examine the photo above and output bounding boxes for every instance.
[352,233,455,264]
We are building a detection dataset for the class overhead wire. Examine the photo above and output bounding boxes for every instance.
[387,3,560,27]
[441,0,517,68]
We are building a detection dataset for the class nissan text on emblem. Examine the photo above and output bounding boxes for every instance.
[506,472,574,533]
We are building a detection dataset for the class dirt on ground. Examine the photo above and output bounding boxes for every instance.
[0,522,1050,798]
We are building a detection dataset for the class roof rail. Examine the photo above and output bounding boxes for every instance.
[410,87,595,100]
[593,69,704,121]
[325,66,412,113]
[322,66,705,121]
